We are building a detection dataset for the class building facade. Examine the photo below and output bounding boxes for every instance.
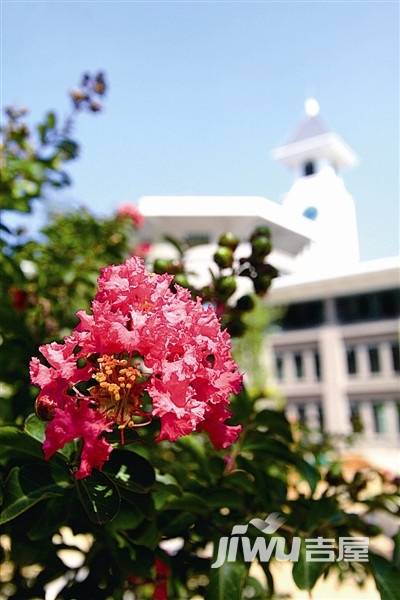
[138,100,400,470]
[267,259,400,469]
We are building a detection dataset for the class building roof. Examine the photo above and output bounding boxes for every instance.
[287,115,330,145]
[268,256,400,303]
[138,195,316,256]
[272,103,358,170]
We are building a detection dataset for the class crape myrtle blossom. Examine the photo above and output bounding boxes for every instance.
[117,202,144,228]
[133,241,152,258]
[30,257,242,479]
[153,558,170,600]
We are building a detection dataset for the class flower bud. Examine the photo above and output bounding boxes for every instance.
[216,276,237,299]
[236,294,255,311]
[174,273,190,288]
[70,89,88,104]
[218,232,240,251]
[89,100,102,113]
[9,288,28,311]
[253,275,272,295]
[169,260,184,275]
[251,236,272,258]
[250,226,271,241]
[35,395,56,421]
[153,258,172,274]
[214,247,233,269]
[94,79,106,95]
[226,318,246,337]
[257,263,279,278]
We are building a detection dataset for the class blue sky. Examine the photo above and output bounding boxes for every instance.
[2,1,399,259]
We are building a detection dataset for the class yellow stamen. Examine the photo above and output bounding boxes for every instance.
[89,354,147,437]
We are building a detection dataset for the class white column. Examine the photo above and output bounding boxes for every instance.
[319,326,351,434]
[325,298,336,325]
[384,401,399,442]
[284,351,297,384]
[360,401,375,438]
[305,403,321,430]
[357,344,370,378]
[286,404,299,424]
[380,342,393,378]
[304,349,316,383]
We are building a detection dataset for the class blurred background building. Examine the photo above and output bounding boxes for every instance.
[138,100,400,469]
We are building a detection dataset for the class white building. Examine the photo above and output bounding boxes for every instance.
[138,100,400,470]
[268,258,399,470]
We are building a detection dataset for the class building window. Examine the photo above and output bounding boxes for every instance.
[317,404,324,430]
[350,403,363,433]
[275,355,283,380]
[368,346,380,373]
[279,300,325,330]
[184,233,210,247]
[303,206,318,220]
[372,402,386,433]
[297,404,306,426]
[335,289,400,324]
[314,351,321,380]
[346,348,357,375]
[294,353,304,379]
[303,161,315,176]
[391,342,400,373]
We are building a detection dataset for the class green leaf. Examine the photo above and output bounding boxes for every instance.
[164,492,208,514]
[370,552,400,600]
[24,413,46,443]
[161,511,196,537]
[207,558,248,600]
[153,481,181,511]
[204,489,244,510]
[242,433,319,493]
[57,138,79,160]
[46,111,56,130]
[119,488,155,519]
[393,531,400,570]
[224,471,254,494]
[127,519,160,549]
[104,449,155,493]
[254,409,293,442]
[0,426,43,459]
[23,415,73,460]
[163,234,185,257]
[231,387,253,422]
[293,456,319,494]
[76,469,121,524]
[28,497,68,541]
[0,464,65,525]
[37,123,47,144]
[106,506,144,534]
[292,539,328,590]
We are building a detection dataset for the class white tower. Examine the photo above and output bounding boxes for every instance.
[272,99,360,273]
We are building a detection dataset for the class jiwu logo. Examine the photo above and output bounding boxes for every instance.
[211,513,369,568]
[211,513,301,568]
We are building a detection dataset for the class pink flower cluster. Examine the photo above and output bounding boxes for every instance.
[117,203,144,228]
[30,257,242,479]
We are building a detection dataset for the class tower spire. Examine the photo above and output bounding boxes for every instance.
[272,101,358,174]
[304,97,320,117]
